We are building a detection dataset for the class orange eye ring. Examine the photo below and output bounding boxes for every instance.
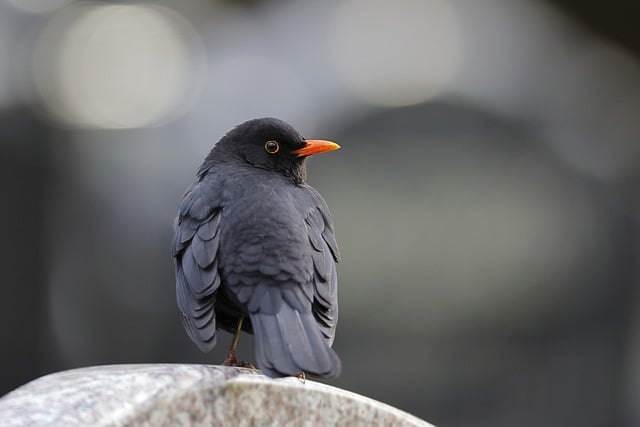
[265,140,280,154]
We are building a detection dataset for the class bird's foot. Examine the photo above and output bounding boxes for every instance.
[223,350,239,367]
[296,372,306,384]
[223,350,255,369]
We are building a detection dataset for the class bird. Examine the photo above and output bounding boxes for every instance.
[171,117,342,378]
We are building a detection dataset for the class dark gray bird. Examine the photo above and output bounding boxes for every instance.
[172,118,341,378]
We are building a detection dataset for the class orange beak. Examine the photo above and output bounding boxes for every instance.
[293,139,341,158]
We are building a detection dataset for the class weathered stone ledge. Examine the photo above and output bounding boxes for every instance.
[0,364,434,426]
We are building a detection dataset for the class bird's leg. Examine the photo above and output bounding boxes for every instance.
[223,316,244,367]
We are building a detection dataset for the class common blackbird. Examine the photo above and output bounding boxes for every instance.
[172,118,342,378]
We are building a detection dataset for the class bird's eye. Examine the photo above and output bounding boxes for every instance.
[264,140,280,154]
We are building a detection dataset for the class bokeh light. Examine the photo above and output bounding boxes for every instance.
[328,0,462,107]
[542,44,640,180]
[32,3,204,129]
[452,0,640,181]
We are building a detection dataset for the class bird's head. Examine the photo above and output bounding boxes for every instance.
[204,118,340,183]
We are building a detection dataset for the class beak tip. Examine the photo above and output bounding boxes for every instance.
[296,139,341,157]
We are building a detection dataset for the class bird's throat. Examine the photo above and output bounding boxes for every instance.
[283,159,307,184]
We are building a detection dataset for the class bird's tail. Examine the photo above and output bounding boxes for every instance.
[250,306,341,378]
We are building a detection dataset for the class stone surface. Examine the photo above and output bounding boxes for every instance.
[0,364,434,426]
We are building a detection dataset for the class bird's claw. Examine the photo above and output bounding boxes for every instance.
[223,351,256,370]
[238,361,256,369]
[223,349,240,367]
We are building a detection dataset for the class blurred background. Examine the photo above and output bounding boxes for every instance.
[1,0,639,426]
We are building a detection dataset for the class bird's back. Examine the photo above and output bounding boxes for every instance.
[177,163,341,377]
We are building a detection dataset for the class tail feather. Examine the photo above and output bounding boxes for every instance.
[251,306,341,378]
[256,313,298,375]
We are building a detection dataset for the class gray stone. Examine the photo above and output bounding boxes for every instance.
[0,364,434,426]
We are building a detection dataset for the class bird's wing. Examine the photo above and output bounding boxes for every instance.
[171,178,222,352]
[305,188,341,345]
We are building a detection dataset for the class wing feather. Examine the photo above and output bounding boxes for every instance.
[172,179,222,353]
[305,200,340,345]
